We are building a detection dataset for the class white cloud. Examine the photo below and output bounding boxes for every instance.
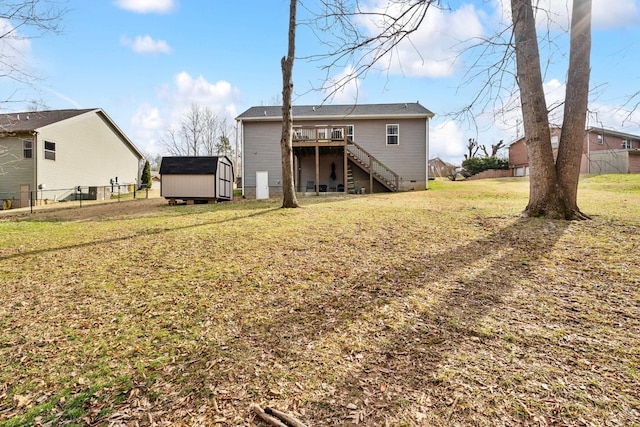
[115,0,176,14]
[160,72,239,108]
[323,66,362,103]
[0,19,32,78]
[130,72,240,155]
[356,2,485,78]
[430,120,468,164]
[121,35,173,55]
[493,0,640,30]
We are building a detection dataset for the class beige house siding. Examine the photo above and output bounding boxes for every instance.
[0,136,35,206]
[36,112,140,195]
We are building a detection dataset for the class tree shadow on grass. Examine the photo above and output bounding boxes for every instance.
[232,216,572,425]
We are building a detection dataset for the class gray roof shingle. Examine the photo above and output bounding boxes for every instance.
[159,156,222,175]
[236,102,434,121]
[0,109,96,133]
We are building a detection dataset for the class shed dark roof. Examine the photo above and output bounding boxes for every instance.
[159,156,226,175]
[236,102,434,121]
[0,109,96,133]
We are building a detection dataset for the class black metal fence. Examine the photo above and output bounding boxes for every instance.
[1,184,155,213]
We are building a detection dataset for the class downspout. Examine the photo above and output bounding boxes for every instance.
[425,119,430,190]
[239,120,245,198]
[32,131,39,205]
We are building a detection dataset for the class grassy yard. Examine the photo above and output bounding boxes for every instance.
[0,176,638,426]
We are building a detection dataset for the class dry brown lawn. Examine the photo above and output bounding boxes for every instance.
[0,176,638,426]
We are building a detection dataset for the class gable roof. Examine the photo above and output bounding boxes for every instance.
[0,108,144,160]
[236,102,434,121]
[0,109,95,133]
[160,156,229,175]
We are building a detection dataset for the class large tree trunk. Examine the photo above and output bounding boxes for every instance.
[280,0,299,208]
[512,0,591,220]
[556,0,592,219]
[511,0,564,218]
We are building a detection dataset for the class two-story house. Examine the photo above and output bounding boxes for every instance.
[0,109,143,208]
[235,102,434,199]
[509,127,640,176]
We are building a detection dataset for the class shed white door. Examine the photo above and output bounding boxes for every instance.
[256,171,269,200]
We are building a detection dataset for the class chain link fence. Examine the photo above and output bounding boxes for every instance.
[1,184,156,213]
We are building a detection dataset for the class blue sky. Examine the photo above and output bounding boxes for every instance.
[2,0,640,164]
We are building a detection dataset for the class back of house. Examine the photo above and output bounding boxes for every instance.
[235,102,434,199]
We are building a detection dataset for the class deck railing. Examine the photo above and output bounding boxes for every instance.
[292,126,348,143]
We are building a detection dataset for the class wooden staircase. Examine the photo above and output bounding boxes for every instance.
[346,141,400,192]
[346,166,357,194]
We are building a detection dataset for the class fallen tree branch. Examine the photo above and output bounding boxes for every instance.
[251,404,288,427]
[265,406,308,427]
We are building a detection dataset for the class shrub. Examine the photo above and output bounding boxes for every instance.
[461,156,509,176]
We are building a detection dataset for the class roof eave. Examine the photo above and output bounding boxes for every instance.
[237,113,434,122]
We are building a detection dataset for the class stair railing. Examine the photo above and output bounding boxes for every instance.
[347,141,400,191]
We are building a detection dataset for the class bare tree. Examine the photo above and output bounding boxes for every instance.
[465,138,479,160]
[1,0,67,104]
[162,105,232,157]
[310,0,592,219]
[280,0,299,208]
[491,140,505,157]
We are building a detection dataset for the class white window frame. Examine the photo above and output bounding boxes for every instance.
[386,124,399,145]
[44,141,56,161]
[346,125,354,141]
[622,139,632,149]
[597,134,603,145]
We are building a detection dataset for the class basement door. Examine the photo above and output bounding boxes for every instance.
[256,171,269,200]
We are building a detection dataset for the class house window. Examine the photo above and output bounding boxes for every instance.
[386,124,399,145]
[622,139,632,149]
[597,134,603,145]
[346,125,354,141]
[23,140,33,159]
[551,135,559,147]
[44,141,56,160]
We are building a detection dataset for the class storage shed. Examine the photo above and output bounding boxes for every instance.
[159,156,234,203]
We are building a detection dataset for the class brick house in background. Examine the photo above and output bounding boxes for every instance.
[508,127,640,176]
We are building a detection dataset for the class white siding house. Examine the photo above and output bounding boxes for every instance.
[0,109,143,207]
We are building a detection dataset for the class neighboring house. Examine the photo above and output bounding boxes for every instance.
[509,127,640,176]
[159,156,234,203]
[235,102,434,198]
[0,109,143,208]
[151,172,161,189]
[428,157,458,179]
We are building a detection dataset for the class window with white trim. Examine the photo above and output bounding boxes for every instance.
[597,134,603,145]
[386,124,399,145]
[622,139,632,149]
[23,140,33,159]
[44,141,56,161]
[346,125,354,141]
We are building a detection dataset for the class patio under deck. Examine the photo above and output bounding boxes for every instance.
[292,126,349,195]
